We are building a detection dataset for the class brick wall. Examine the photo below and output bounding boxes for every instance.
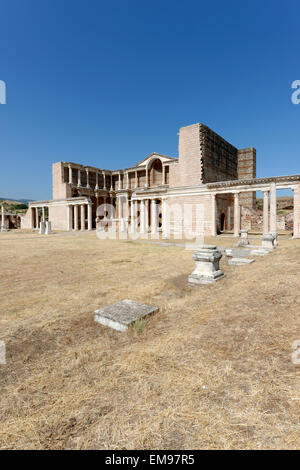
[200,125,238,183]
[237,148,256,209]
[169,124,255,195]
[170,123,203,187]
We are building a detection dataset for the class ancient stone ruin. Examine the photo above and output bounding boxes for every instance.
[188,245,224,285]
[94,299,158,332]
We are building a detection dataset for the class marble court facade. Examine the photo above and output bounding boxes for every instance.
[21,123,300,239]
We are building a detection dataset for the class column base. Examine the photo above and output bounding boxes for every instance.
[188,271,225,285]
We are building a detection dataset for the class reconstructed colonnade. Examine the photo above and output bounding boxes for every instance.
[210,176,300,238]
[29,205,48,229]
[66,157,170,192]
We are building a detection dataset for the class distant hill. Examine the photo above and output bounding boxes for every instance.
[0,198,34,205]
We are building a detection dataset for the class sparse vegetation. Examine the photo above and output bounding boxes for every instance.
[0,231,299,449]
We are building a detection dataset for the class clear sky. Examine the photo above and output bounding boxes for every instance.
[0,0,299,200]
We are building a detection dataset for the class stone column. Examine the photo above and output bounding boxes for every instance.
[162,198,167,238]
[1,205,6,230]
[146,168,149,187]
[35,208,39,229]
[135,170,138,188]
[140,200,145,233]
[135,200,139,230]
[103,172,106,190]
[151,199,158,234]
[130,200,135,233]
[88,204,92,230]
[95,172,99,190]
[293,183,300,239]
[227,206,231,231]
[67,205,73,231]
[42,207,46,223]
[74,205,78,231]
[68,164,72,185]
[263,190,269,235]
[162,165,165,185]
[118,173,121,190]
[103,197,107,218]
[269,182,277,234]
[30,207,34,229]
[234,193,240,237]
[86,169,90,188]
[211,193,217,237]
[126,173,129,190]
[77,169,81,187]
[80,205,85,231]
[118,197,123,219]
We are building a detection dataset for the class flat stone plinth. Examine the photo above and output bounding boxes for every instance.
[251,249,270,256]
[225,248,251,258]
[94,299,158,332]
[229,257,255,266]
[188,245,224,285]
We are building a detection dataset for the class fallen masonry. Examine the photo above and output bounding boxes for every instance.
[94,299,158,332]
[188,245,224,285]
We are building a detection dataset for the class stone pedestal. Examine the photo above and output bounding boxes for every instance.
[188,245,224,285]
[39,222,46,234]
[237,229,249,246]
[261,234,276,250]
[270,232,278,246]
[45,221,52,234]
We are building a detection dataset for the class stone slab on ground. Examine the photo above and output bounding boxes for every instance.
[229,257,255,266]
[94,299,158,332]
[225,248,252,258]
[250,249,270,256]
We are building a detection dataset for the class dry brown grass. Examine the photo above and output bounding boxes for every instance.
[0,230,299,449]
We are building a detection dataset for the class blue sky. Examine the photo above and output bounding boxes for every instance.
[0,0,299,200]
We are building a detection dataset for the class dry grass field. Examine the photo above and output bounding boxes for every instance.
[0,230,299,449]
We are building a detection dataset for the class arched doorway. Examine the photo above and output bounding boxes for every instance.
[149,159,163,186]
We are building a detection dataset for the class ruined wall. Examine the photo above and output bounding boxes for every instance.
[200,125,238,183]
[21,209,32,229]
[171,123,204,187]
[169,123,251,189]
[53,162,71,200]
[237,148,257,209]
